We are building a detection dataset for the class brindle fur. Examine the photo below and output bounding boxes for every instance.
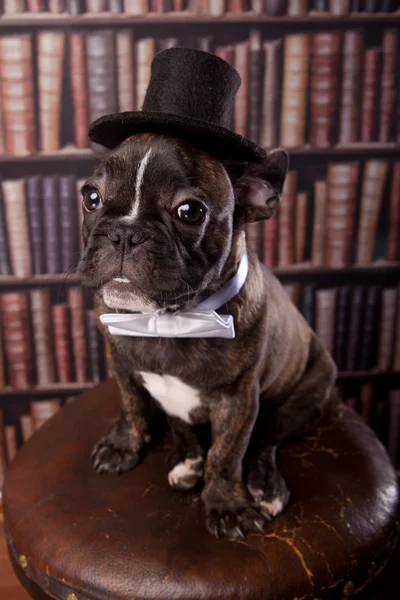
[78,134,337,540]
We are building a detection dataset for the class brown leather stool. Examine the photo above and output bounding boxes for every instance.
[3,380,399,600]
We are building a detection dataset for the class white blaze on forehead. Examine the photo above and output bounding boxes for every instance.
[125,148,153,221]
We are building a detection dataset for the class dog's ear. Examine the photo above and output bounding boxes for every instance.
[226,148,288,225]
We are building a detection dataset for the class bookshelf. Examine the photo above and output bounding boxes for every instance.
[0,2,399,472]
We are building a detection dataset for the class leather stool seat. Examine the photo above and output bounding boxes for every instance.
[3,380,399,600]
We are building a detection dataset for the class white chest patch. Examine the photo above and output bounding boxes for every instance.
[139,372,201,423]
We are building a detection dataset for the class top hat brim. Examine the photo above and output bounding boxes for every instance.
[88,111,267,163]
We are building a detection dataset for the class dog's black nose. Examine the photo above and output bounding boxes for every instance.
[107,227,147,248]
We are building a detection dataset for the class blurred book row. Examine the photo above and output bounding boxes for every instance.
[0,287,110,389]
[0,0,397,17]
[247,160,400,269]
[0,28,398,156]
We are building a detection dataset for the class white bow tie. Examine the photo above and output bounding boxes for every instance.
[100,253,248,339]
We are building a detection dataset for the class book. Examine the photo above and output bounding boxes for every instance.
[329,0,349,12]
[1,292,34,389]
[0,34,35,156]
[301,284,315,329]
[393,286,400,371]
[124,0,148,12]
[42,176,61,274]
[315,288,337,355]
[262,216,278,269]
[30,289,56,385]
[295,192,308,263]
[37,32,65,151]
[48,0,64,10]
[0,92,4,154]
[2,0,24,12]
[359,286,381,371]
[69,33,89,149]
[333,286,351,372]
[20,415,34,442]
[313,0,328,9]
[0,309,5,389]
[86,31,118,129]
[338,30,364,145]
[360,384,373,427]
[388,389,400,465]
[136,38,155,111]
[196,37,214,53]
[2,179,32,277]
[0,182,11,275]
[260,39,282,149]
[379,29,398,143]
[26,176,45,275]
[31,399,62,431]
[4,425,17,463]
[109,0,123,11]
[52,304,72,383]
[387,162,400,261]
[86,309,102,383]
[60,175,79,275]
[246,222,263,257]
[326,162,359,269]
[68,287,89,383]
[277,171,297,266]
[355,160,389,265]
[287,0,307,13]
[210,0,225,14]
[87,0,107,8]
[117,30,135,112]
[361,48,380,142]
[76,178,85,251]
[265,0,287,14]
[248,30,262,145]
[0,411,7,489]
[309,32,341,148]
[27,0,46,9]
[66,0,84,12]
[233,40,249,138]
[346,287,365,371]
[377,288,397,371]
[311,180,327,267]
[280,34,309,148]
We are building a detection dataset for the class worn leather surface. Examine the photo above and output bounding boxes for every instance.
[3,380,399,600]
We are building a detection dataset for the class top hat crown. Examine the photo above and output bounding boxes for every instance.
[89,47,266,163]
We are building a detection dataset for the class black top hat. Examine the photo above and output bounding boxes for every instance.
[88,48,266,163]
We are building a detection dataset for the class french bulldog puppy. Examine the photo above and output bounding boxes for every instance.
[77,133,337,540]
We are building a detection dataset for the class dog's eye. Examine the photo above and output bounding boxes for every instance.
[83,189,103,213]
[174,201,206,225]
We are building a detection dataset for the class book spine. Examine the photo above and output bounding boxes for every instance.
[313,0,328,9]
[27,0,46,8]
[0,182,11,275]
[68,287,89,383]
[1,292,34,389]
[20,414,34,442]
[360,384,373,427]
[359,286,381,371]
[309,32,341,148]
[326,162,359,269]
[37,32,65,152]
[0,309,5,389]
[393,284,400,371]
[301,284,315,329]
[2,179,33,277]
[248,30,262,145]
[311,180,327,267]
[3,0,25,12]
[260,39,282,149]
[378,29,398,143]
[86,31,118,125]
[265,0,286,14]
[31,399,62,431]
[0,410,7,489]
[69,33,89,149]
[295,191,308,263]
[5,425,17,462]
[30,289,56,385]
[387,162,400,261]
[355,160,389,265]
[26,176,45,275]
[87,0,107,9]
[0,34,35,156]
[262,216,278,269]
[209,0,225,14]
[59,175,79,274]
[287,0,308,14]
[0,87,4,155]
[315,288,337,355]
[361,48,380,142]
[124,0,148,12]
[338,30,364,144]
[48,0,64,11]
[52,304,73,383]
[333,286,351,372]
[377,288,397,371]
[109,0,123,11]
[233,40,249,138]
[86,309,102,383]
[66,0,84,13]
[280,34,309,147]
[329,0,349,13]
[136,38,155,111]
[117,30,135,112]
[42,176,61,274]
[277,171,297,266]
[346,286,365,371]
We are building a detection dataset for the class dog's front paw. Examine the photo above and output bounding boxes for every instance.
[168,456,204,490]
[247,473,290,519]
[202,480,267,540]
[91,435,140,474]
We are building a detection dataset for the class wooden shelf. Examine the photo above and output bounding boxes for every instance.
[0,143,399,163]
[0,11,398,28]
[1,371,399,396]
[1,263,399,287]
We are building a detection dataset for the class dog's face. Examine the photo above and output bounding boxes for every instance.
[77,134,287,312]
